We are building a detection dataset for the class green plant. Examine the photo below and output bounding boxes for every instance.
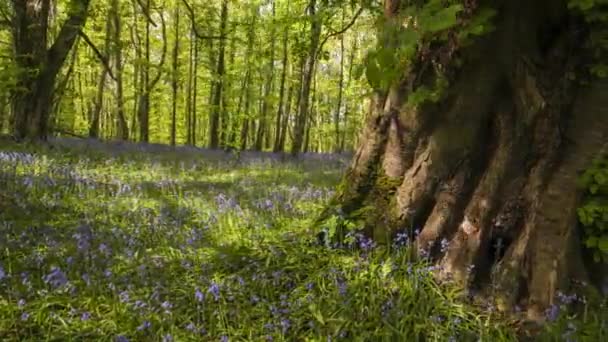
[577,155,608,262]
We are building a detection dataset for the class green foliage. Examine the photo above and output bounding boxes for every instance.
[577,155,608,262]
[568,0,608,78]
[360,1,496,107]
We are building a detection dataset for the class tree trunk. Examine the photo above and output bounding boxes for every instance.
[291,0,321,155]
[273,10,289,153]
[209,0,228,149]
[170,1,180,146]
[10,0,92,140]
[112,0,128,140]
[254,0,276,151]
[334,20,345,153]
[88,9,112,139]
[323,0,608,321]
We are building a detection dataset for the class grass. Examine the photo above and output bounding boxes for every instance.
[0,138,605,341]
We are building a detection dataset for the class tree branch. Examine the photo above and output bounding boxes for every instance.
[133,0,158,27]
[317,7,363,57]
[149,9,167,89]
[46,0,92,78]
[78,29,116,81]
[180,0,230,40]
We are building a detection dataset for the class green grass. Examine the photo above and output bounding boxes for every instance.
[0,139,605,341]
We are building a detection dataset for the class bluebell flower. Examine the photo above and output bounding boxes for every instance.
[208,282,220,301]
[43,266,68,289]
[119,291,130,303]
[195,288,204,302]
[137,320,151,331]
[115,335,129,342]
[21,312,30,321]
[81,312,91,321]
[546,304,560,322]
[0,265,7,281]
[162,334,173,342]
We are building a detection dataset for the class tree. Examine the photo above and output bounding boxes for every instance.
[291,0,321,155]
[10,0,92,140]
[322,0,608,320]
[209,0,228,149]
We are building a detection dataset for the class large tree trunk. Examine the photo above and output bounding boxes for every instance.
[324,0,607,321]
[10,0,92,140]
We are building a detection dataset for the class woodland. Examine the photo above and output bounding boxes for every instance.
[0,0,607,341]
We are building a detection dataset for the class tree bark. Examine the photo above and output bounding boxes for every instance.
[324,0,607,321]
[291,0,321,155]
[112,0,128,140]
[88,8,113,139]
[273,10,289,153]
[10,0,92,140]
[209,0,228,149]
[170,1,180,146]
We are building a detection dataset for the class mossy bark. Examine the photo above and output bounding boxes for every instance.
[324,0,608,320]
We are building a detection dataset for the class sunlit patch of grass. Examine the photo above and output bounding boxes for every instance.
[0,139,605,341]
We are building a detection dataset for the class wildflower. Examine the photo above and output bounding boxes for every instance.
[115,336,129,342]
[0,265,6,281]
[162,334,173,342]
[21,312,30,321]
[119,291,130,303]
[208,282,220,301]
[185,322,196,331]
[81,311,91,321]
[99,243,111,256]
[220,336,229,342]
[161,300,173,311]
[195,288,204,302]
[137,320,151,331]
[17,299,25,308]
[81,273,91,286]
[43,266,68,289]
[546,304,560,322]
[394,232,409,247]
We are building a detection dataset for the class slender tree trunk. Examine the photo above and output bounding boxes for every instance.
[334,21,345,152]
[254,1,276,151]
[137,1,166,143]
[278,81,293,152]
[186,25,194,145]
[322,0,608,321]
[192,38,199,146]
[291,0,321,155]
[239,76,252,151]
[340,37,357,151]
[209,0,228,149]
[273,10,289,152]
[170,1,180,146]
[138,0,151,142]
[88,10,113,139]
[10,0,92,140]
[112,0,128,140]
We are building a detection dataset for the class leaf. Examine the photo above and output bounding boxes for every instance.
[598,236,608,253]
[585,235,598,248]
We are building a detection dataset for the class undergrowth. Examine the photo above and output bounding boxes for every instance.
[0,139,605,341]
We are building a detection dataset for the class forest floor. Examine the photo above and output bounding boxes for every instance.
[0,138,604,341]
